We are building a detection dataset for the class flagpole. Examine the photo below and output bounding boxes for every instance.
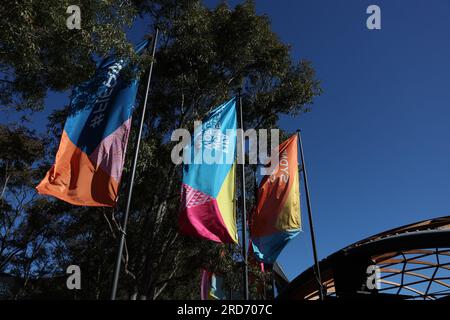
[296,129,325,301]
[110,28,159,300]
[271,268,276,299]
[237,88,249,300]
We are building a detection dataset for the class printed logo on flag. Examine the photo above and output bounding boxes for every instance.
[250,134,302,264]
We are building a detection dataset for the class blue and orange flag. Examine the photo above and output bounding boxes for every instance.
[179,98,238,243]
[36,40,149,207]
[251,134,302,264]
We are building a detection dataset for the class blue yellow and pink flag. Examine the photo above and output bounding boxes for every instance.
[200,269,227,300]
[179,98,238,243]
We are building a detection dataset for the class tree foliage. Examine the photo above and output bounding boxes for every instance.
[0,0,321,299]
[0,0,138,111]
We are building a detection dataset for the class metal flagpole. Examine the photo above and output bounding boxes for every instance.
[296,129,325,301]
[237,88,249,300]
[110,28,159,300]
[271,268,276,299]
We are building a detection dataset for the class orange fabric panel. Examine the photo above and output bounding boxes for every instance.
[252,135,299,237]
[36,131,119,207]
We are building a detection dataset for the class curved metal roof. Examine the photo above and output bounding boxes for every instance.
[277,216,450,300]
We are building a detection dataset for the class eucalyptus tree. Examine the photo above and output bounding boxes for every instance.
[0,0,321,299]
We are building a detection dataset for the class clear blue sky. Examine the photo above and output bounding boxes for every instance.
[251,0,450,280]
[4,1,450,282]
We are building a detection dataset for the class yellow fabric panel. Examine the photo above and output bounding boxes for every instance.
[216,163,238,243]
[276,169,301,231]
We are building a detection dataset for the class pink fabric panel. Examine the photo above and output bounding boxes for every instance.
[179,184,234,243]
[89,118,131,183]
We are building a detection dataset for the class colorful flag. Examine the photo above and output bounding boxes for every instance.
[179,98,238,243]
[200,269,227,300]
[251,134,302,264]
[36,40,149,207]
